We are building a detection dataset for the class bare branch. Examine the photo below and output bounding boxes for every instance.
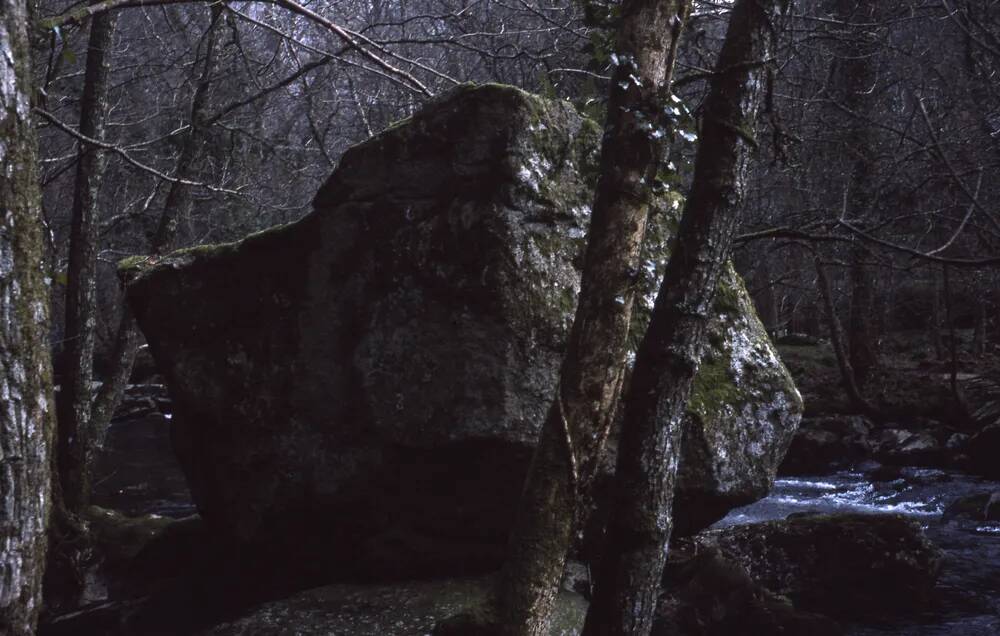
[35,107,242,195]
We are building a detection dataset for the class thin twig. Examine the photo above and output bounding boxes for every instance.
[35,107,242,195]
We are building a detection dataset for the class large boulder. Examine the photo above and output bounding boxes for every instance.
[123,84,801,580]
[671,263,803,534]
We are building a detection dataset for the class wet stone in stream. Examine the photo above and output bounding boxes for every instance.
[715,468,1000,635]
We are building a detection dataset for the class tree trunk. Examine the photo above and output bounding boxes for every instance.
[492,2,691,634]
[756,258,778,333]
[943,265,962,406]
[816,258,879,417]
[57,8,118,514]
[834,0,881,388]
[972,295,986,357]
[848,245,879,387]
[931,270,944,360]
[151,4,224,250]
[0,2,56,632]
[90,4,225,457]
[91,312,140,444]
[582,1,780,633]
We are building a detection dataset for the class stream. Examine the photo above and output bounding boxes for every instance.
[93,412,196,518]
[715,468,1000,635]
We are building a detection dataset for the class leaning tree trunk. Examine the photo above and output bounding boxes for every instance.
[582,1,781,633]
[57,8,118,514]
[0,2,56,633]
[492,1,691,634]
[92,4,225,452]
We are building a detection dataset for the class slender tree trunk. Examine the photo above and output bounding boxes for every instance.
[972,295,986,357]
[830,0,880,388]
[0,2,56,632]
[91,4,225,454]
[57,8,118,514]
[931,270,944,360]
[582,2,781,633]
[848,244,879,387]
[151,4,224,250]
[816,258,879,417]
[943,265,962,406]
[492,2,691,634]
[756,258,778,333]
[91,312,140,444]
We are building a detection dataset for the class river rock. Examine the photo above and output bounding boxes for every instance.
[874,428,944,466]
[693,514,943,618]
[778,416,873,476]
[655,550,844,636]
[122,84,801,580]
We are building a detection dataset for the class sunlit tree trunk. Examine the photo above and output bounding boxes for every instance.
[493,2,691,634]
[582,1,782,633]
[0,1,56,631]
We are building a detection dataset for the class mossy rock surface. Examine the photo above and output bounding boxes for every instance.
[673,262,803,533]
[125,83,800,581]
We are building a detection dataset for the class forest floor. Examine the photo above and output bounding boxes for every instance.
[779,329,1000,424]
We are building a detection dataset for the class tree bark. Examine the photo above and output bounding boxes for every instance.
[815,258,879,417]
[492,2,691,634]
[833,0,881,389]
[0,1,56,632]
[91,312,140,444]
[972,294,987,357]
[582,1,780,633]
[57,7,118,514]
[931,270,945,360]
[151,4,224,250]
[90,4,225,456]
[942,265,962,407]
[756,258,779,333]
[848,244,879,387]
